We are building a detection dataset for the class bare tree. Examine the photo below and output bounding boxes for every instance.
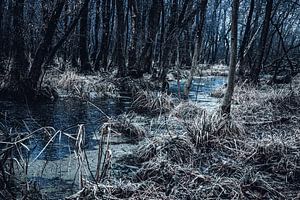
[238,0,255,80]
[221,0,239,115]
[115,0,126,77]
[79,0,92,73]
[139,0,162,74]
[95,0,111,71]
[250,0,274,84]
[28,0,66,90]
[92,0,101,62]
[1,0,66,98]
[1,0,29,96]
[184,0,208,98]
[128,0,140,76]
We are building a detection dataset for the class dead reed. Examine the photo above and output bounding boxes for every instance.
[64,77,300,199]
[170,101,205,121]
[101,113,146,140]
[0,123,112,199]
[132,91,174,116]
[45,70,119,98]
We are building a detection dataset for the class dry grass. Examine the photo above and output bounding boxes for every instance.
[132,135,196,165]
[184,111,245,149]
[200,64,229,77]
[168,64,229,80]
[170,101,205,121]
[0,124,112,199]
[210,87,225,98]
[115,76,157,95]
[66,76,300,199]
[101,113,146,140]
[132,91,174,116]
[44,70,119,98]
[244,135,300,183]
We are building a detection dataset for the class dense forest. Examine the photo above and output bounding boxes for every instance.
[0,0,300,199]
[0,0,299,97]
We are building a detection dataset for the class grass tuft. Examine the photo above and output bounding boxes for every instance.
[170,101,205,120]
[101,113,146,140]
[132,91,174,116]
[186,111,245,148]
[46,71,119,98]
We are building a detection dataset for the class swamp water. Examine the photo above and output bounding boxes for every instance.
[0,76,226,199]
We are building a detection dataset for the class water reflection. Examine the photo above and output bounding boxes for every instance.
[1,77,226,162]
[0,77,225,198]
[0,97,131,162]
[169,76,227,109]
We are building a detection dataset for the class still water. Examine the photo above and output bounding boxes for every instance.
[0,76,226,199]
[169,76,226,109]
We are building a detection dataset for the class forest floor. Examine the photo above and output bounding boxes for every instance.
[65,75,300,199]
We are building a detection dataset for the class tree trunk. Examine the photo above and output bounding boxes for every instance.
[128,0,140,76]
[92,0,101,62]
[250,0,273,84]
[0,0,4,58]
[159,0,196,91]
[238,0,254,79]
[28,0,66,91]
[139,0,162,74]
[183,0,208,98]
[79,0,92,73]
[159,0,180,91]
[2,0,29,95]
[95,0,111,71]
[221,0,239,115]
[46,0,89,65]
[115,0,126,77]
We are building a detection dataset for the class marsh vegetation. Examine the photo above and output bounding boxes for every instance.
[0,0,299,199]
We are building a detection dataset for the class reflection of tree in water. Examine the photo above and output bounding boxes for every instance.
[28,101,58,162]
[0,97,131,162]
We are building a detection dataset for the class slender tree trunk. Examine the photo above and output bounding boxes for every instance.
[92,0,101,62]
[2,0,29,94]
[0,0,4,58]
[221,0,239,115]
[139,0,162,74]
[183,0,208,98]
[128,0,140,76]
[95,0,111,71]
[238,0,254,79]
[115,0,126,77]
[124,4,130,61]
[63,2,69,63]
[250,0,273,84]
[272,22,295,76]
[159,0,196,91]
[159,0,180,91]
[11,0,29,79]
[28,0,66,90]
[46,0,89,65]
[79,0,92,73]
[182,29,192,66]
